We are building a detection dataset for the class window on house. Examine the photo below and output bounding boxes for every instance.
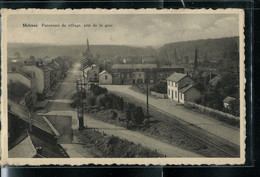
[105,75,108,79]
[95,73,97,76]
[139,74,141,77]
[175,91,177,98]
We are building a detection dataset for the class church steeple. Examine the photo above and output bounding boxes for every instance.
[82,38,93,59]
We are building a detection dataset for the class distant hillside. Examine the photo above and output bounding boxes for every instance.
[158,37,239,64]
[7,43,157,61]
[8,36,239,63]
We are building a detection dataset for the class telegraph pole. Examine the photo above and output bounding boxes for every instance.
[146,69,150,120]
[82,60,86,89]
[76,78,86,130]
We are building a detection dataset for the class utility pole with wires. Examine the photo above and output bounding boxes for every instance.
[82,59,87,89]
[76,78,86,130]
[146,69,152,121]
[76,57,89,130]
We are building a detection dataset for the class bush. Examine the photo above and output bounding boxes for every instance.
[98,94,124,111]
[125,102,145,125]
[131,106,144,124]
[89,84,108,96]
[98,94,145,126]
[150,82,167,94]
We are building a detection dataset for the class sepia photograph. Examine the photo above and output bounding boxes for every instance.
[1,9,245,165]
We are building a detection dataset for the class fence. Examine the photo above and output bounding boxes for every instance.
[185,101,240,121]
[151,91,167,99]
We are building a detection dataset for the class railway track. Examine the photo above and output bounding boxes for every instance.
[150,107,239,157]
[112,91,240,157]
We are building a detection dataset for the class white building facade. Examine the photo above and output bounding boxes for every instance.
[167,72,196,103]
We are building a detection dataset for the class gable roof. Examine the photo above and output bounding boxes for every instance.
[38,65,52,72]
[8,70,32,81]
[8,82,31,103]
[8,100,56,136]
[142,57,156,62]
[179,84,195,93]
[99,70,110,75]
[166,72,188,82]
[209,75,223,86]
[83,59,94,69]
[223,96,236,104]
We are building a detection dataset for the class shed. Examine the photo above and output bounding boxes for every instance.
[223,96,236,109]
[178,85,201,104]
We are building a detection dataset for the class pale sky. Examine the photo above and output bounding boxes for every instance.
[7,13,239,46]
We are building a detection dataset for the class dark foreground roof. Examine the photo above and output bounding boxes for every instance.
[9,134,37,158]
[8,82,31,103]
[8,100,56,136]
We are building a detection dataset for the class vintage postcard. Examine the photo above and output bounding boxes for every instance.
[1,9,245,165]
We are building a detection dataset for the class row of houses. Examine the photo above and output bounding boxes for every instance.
[8,57,70,107]
[7,57,72,158]
[82,60,185,85]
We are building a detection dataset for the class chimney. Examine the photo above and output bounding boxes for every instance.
[36,146,42,155]
[194,49,198,73]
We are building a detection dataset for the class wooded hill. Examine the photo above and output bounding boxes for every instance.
[158,36,239,64]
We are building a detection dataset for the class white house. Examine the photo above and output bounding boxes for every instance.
[178,85,201,104]
[22,65,51,99]
[166,72,194,102]
[99,70,112,85]
[223,96,236,110]
[83,63,99,82]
